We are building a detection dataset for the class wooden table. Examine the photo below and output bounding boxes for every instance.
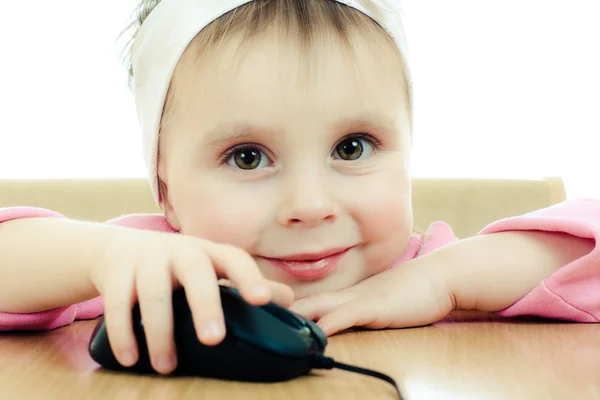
[1,311,599,400]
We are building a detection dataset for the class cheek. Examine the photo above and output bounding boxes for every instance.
[170,177,270,249]
[353,180,412,242]
[349,165,413,270]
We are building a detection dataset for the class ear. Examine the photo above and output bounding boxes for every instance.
[157,155,182,231]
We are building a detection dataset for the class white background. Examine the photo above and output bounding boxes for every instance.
[0,0,598,199]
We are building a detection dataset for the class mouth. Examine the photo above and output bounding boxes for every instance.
[259,247,352,280]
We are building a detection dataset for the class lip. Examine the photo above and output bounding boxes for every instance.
[260,247,352,280]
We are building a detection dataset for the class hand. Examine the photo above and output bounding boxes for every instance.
[291,230,595,337]
[290,261,455,336]
[88,228,294,375]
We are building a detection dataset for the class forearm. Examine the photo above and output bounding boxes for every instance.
[425,231,595,312]
[0,217,118,313]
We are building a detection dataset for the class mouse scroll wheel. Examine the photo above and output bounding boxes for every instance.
[262,302,328,351]
[261,303,307,330]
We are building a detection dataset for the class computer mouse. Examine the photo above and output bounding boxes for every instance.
[88,285,328,382]
[88,285,404,398]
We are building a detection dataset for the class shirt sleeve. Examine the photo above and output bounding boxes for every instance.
[392,221,460,266]
[478,199,600,322]
[0,207,174,331]
[0,206,67,222]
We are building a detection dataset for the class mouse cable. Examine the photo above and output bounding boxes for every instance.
[313,355,404,399]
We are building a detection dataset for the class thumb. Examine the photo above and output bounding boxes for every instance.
[319,295,451,335]
[316,299,386,336]
[290,292,355,321]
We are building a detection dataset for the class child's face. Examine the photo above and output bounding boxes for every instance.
[158,30,412,299]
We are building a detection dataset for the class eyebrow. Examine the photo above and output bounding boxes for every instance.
[197,114,399,151]
[199,122,276,150]
[335,116,398,135]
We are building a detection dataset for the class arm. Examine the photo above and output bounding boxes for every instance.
[0,208,173,331]
[429,230,594,312]
[290,199,600,335]
[431,199,599,321]
[0,207,122,313]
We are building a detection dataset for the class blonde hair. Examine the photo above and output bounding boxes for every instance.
[119,0,411,202]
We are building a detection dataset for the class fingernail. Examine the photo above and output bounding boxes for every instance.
[252,284,270,298]
[120,350,137,366]
[201,321,223,341]
[156,355,176,373]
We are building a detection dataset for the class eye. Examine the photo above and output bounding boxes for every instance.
[225,145,271,170]
[333,135,380,161]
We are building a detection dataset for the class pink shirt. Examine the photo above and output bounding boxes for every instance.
[1,199,599,331]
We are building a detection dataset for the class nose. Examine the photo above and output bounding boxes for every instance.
[277,174,340,228]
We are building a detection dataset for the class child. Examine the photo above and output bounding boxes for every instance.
[1,0,599,377]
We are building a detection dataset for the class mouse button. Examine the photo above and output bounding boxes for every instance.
[220,296,312,359]
[234,317,312,359]
[260,302,306,330]
[219,285,241,298]
[261,302,327,352]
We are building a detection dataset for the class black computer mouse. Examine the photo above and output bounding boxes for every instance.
[88,285,328,382]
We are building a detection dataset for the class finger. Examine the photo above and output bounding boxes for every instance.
[320,295,447,336]
[204,242,271,305]
[290,292,354,321]
[102,266,138,368]
[266,281,295,308]
[316,300,381,336]
[136,262,176,375]
[217,278,232,287]
[172,247,226,347]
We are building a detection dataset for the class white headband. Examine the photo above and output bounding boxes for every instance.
[132,0,411,205]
